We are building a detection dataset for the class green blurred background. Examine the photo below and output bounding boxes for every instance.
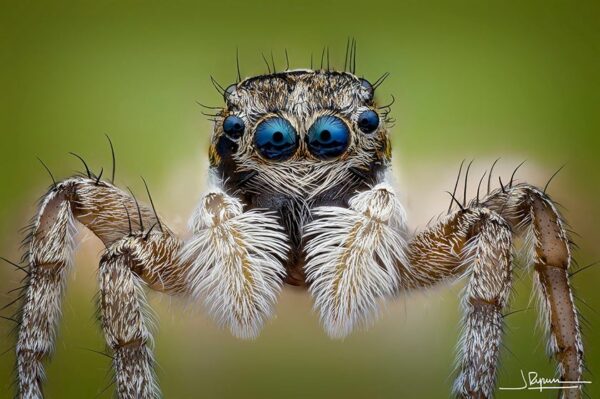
[1,1,599,398]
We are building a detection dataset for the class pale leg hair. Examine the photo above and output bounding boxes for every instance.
[407,183,583,399]
[407,208,513,399]
[304,182,583,399]
[100,244,159,399]
[16,189,77,398]
[16,177,182,398]
[15,176,286,398]
[482,184,583,398]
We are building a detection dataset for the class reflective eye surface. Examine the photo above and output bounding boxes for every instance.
[359,78,374,100]
[223,115,245,139]
[307,115,350,159]
[254,117,298,160]
[357,110,379,133]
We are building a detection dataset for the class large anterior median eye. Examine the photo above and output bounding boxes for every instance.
[306,115,350,159]
[254,117,298,160]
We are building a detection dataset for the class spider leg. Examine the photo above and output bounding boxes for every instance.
[99,228,185,398]
[99,232,179,399]
[16,174,288,397]
[16,177,183,398]
[481,183,583,397]
[17,188,77,398]
[406,208,512,399]
[406,183,583,399]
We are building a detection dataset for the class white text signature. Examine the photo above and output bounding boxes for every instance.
[499,370,591,392]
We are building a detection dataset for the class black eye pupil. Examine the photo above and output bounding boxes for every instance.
[320,130,331,141]
[272,131,284,142]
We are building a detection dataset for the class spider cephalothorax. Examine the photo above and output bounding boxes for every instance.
[211,70,390,195]
[10,61,585,399]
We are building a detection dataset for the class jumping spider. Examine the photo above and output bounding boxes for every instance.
[12,58,584,399]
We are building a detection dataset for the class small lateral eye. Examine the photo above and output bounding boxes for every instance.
[223,115,245,139]
[357,110,380,133]
[359,78,374,100]
[224,83,237,99]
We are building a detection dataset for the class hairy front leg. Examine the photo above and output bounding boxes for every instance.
[100,229,184,398]
[407,209,513,399]
[16,177,183,398]
[482,184,583,398]
[407,183,584,399]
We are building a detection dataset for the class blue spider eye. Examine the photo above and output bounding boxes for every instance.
[359,78,374,100]
[306,116,350,159]
[223,115,245,139]
[357,110,379,133]
[254,117,298,160]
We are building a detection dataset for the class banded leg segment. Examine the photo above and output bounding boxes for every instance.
[17,190,77,398]
[406,183,583,398]
[406,209,513,398]
[16,177,183,398]
[481,184,583,397]
[100,235,175,399]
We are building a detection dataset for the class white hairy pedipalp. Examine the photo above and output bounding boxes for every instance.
[303,183,409,338]
[180,189,289,339]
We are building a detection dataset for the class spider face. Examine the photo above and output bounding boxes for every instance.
[209,70,391,199]
[207,69,392,284]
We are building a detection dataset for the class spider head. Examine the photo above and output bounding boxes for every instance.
[209,70,392,199]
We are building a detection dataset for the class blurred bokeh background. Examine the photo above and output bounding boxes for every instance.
[1,1,599,398]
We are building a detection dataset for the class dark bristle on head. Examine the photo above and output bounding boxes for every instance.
[344,38,350,71]
[223,43,394,103]
[235,47,242,82]
[105,134,116,184]
[284,49,290,70]
[270,51,276,74]
[261,53,271,74]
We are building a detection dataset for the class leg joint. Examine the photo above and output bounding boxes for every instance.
[461,208,513,242]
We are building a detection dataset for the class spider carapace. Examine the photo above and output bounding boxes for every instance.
[13,67,584,399]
